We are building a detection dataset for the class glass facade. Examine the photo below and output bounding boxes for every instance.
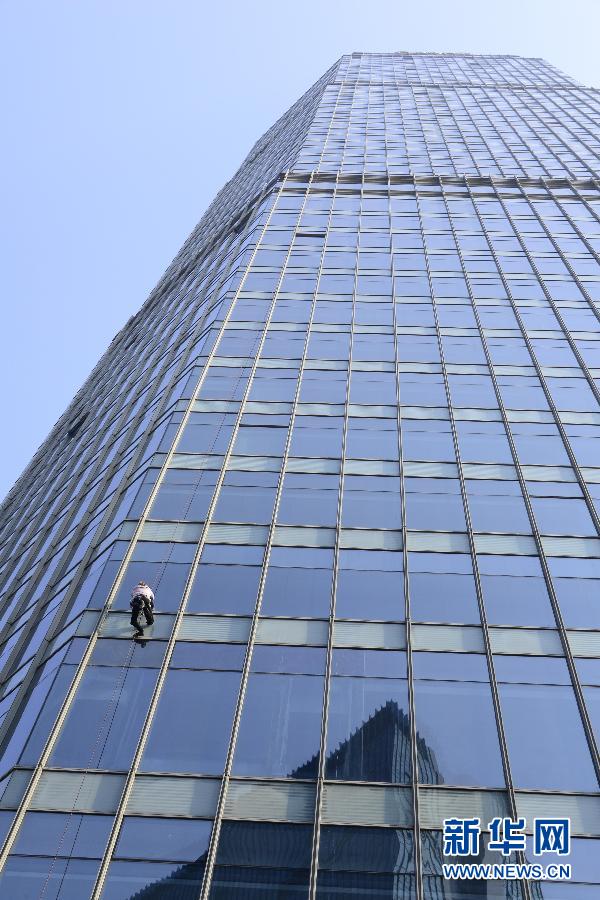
[0,51,598,898]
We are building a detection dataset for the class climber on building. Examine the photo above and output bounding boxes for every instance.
[130,580,155,636]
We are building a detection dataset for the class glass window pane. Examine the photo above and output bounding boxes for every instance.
[414,679,504,788]
[499,683,598,791]
[50,667,158,770]
[326,676,411,783]
[233,673,324,778]
[102,860,204,900]
[141,669,241,774]
[115,817,212,862]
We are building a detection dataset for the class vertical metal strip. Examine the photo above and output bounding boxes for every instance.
[466,176,600,780]
[197,171,336,900]
[0,177,283,876]
[414,179,530,897]
[88,171,314,899]
[390,173,424,900]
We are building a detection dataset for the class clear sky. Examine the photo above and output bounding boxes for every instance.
[1,0,600,500]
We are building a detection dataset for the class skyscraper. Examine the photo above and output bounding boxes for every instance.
[0,50,598,898]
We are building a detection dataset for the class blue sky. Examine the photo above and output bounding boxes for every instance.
[1,0,600,499]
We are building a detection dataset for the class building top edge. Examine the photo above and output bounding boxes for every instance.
[346,51,548,60]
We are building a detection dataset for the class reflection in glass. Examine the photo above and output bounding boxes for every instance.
[211,821,312,899]
[326,676,411,783]
[102,860,204,900]
[414,679,504,788]
[233,673,324,778]
[317,825,415,898]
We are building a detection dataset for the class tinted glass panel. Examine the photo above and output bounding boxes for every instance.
[233,673,324,778]
[141,669,240,774]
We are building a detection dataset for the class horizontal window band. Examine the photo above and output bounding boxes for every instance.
[304,358,348,371]
[244,401,293,415]
[193,400,239,413]
[333,621,406,649]
[345,459,400,475]
[406,532,470,553]
[411,624,484,653]
[170,454,224,470]
[321,783,413,827]
[515,792,600,836]
[224,779,316,823]
[257,618,329,646]
[177,616,251,643]
[540,535,600,558]
[207,524,270,545]
[286,457,341,474]
[296,403,346,416]
[419,788,510,830]
[0,770,33,810]
[126,776,221,817]
[123,523,600,556]
[227,455,284,472]
[347,404,397,418]
[489,627,563,656]
[473,533,538,555]
[272,525,336,548]
[99,613,174,639]
[137,522,204,542]
[566,630,600,658]
[30,772,125,814]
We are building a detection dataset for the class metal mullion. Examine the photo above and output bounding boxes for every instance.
[0,293,198,594]
[0,385,131,585]
[390,175,424,900]
[514,87,591,178]
[0,254,246,728]
[303,70,358,900]
[487,180,600,537]
[442,177,584,892]
[523,89,599,176]
[315,62,347,176]
[0,449,69,561]
[501,180,600,391]
[410,87,439,177]
[0,297,151,541]
[549,90,600,157]
[0,331,126,530]
[0,179,285,875]
[306,184,358,900]
[0,164,281,547]
[0,376,159,621]
[492,90,560,177]
[483,87,552,178]
[90,172,314,900]
[448,87,510,178]
[417,88,456,178]
[0,223,250,645]
[466,181,600,782]
[560,179,600,254]
[473,86,548,178]
[338,62,361,178]
[540,182,600,328]
[198,173,335,900]
[415,186,526,872]
[0,187,259,568]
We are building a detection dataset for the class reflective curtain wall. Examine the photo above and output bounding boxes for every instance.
[0,52,598,899]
